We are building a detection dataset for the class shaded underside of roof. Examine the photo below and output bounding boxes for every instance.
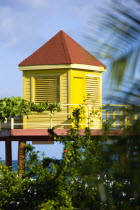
[19,30,106,68]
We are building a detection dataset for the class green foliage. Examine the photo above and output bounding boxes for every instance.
[0,149,73,210]
[46,102,61,114]
[30,101,61,113]
[0,97,61,123]
[0,104,140,209]
[0,97,31,122]
[71,105,85,128]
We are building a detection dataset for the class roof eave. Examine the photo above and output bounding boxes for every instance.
[18,64,106,72]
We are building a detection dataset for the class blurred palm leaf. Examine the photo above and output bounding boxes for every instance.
[86,0,140,86]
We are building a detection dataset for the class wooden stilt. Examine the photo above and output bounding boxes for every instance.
[5,140,12,169]
[18,140,26,174]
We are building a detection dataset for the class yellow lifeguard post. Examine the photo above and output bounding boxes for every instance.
[19,30,106,129]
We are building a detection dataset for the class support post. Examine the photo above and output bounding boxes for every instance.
[124,105,127,129]
[5,140,12,169]
[87,105,90,127]
[11,118,14,129]
[18,140,26,175]
[112,110,116,128]
[50,113,53,129]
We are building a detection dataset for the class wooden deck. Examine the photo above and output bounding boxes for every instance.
[0,128,137,169]
[0,104,139,130]
[0,103,139,169]
[0,128,126,141]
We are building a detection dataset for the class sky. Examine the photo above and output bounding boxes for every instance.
[0,0,113,160]
[1,0,139,160]
[0,0,112,97]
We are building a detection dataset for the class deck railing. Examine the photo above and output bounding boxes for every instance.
[102,104,140,129]
[0,104,140,130]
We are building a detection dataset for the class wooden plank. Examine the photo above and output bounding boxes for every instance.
[8,129,125,137]
[18,141,26,175]
[5,140,12,169]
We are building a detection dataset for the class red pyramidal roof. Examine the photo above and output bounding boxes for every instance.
[19,30,106,67]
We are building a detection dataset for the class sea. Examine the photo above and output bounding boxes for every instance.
[1,160,18,171]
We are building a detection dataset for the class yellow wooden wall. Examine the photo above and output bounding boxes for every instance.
[69,69,102,129]
[23,69,69,129]
[22,68,102,129]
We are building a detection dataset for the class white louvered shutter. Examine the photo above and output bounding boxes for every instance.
[35,76,60,103]
[86,76,101,107]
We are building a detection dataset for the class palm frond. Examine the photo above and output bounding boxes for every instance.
[86,0,140,86]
